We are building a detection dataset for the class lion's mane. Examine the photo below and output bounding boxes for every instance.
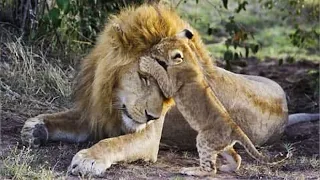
[72,4,213,138]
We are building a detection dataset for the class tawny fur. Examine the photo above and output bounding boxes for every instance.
[20,4,308,177]
[72,4,212,138]
[139,34,291,176]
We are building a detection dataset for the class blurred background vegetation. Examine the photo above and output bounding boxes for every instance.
[0,0,319,64]
[1,0,143,55]
[0,2,318,178]
[174,0,319,68]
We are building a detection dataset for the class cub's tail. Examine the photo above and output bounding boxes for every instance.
[234,128,292,165]
[287,113,319,127]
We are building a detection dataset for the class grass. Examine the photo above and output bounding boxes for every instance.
[0,27,75,179]
[0,146,57,180]
[0,27,74,107]
[237,155,320,179]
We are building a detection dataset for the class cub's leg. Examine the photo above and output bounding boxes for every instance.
[139,56,174,98]
[219,147,242,172]
[21,109,90,147]
[180,133,218,177]
[180,151,218,177]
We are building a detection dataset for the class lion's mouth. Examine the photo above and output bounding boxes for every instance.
[122,104,133,119]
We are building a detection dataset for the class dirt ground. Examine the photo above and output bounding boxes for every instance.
[0,57,319,179]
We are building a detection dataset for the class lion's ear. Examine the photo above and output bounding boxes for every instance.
[176,29,194,40]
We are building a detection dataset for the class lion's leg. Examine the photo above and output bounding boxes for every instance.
[21,109,90,147]
[68,117,165,177]
[219,147,241,172]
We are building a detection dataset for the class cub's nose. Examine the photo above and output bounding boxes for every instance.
[145,110,159,122]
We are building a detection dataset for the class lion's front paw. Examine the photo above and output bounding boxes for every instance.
[68,149,111,177]
[21,116,48,148]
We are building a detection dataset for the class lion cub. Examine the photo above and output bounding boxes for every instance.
[139,29,291,177]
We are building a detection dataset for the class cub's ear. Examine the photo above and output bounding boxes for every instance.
[176,29,194,40]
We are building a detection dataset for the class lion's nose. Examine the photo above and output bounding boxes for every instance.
[145,110,159,121]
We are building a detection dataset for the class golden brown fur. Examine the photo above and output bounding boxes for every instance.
[21,4,210,176]
[20,4,300,177]
[139,33,291,176]
[72,4,212,138]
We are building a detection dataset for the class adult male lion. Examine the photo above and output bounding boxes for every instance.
[20,4,318,176]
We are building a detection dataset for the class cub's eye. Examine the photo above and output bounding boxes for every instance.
[138,73,150,86]
[170,50,184,65]
[173,53,183,60]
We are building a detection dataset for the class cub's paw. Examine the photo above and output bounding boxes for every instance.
[139,56,154,74]
[68,149,111,177]
[219,164,238,172]
[180,167,215,177]
[21,116,48,148]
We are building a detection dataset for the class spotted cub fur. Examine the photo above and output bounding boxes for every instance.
[139,29,291,177]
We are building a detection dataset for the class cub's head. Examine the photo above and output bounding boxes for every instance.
[146,29,198,70]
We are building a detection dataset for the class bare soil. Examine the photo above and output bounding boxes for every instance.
[1,58,319,179]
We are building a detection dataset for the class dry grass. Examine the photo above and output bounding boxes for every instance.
[0,145,57,180]
[236,154,320,179]
[0,27,74,179]
[0,27,74,108]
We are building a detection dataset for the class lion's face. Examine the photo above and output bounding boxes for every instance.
[117,63,165,131]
